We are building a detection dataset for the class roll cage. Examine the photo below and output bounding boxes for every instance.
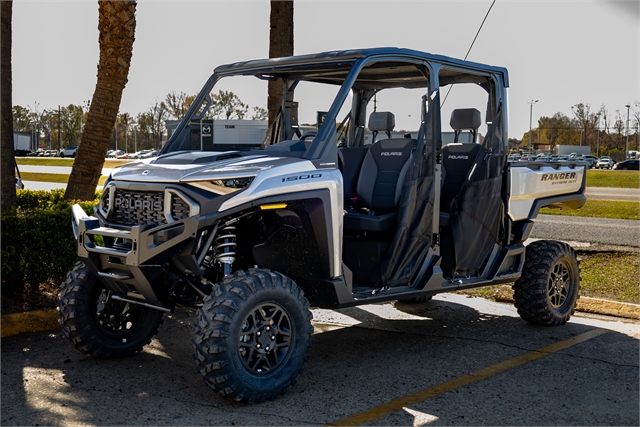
[160,47,509,169]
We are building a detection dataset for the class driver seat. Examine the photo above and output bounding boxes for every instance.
[343,112,416,231]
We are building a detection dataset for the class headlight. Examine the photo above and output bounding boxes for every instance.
[188,176,255,195]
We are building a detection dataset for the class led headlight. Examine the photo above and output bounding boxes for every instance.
[188,176,255,195]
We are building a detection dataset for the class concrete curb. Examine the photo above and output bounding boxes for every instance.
[494,285,640,320]
[1,308,59,338]
[2,290,639,338]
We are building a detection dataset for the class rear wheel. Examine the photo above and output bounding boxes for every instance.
[193,268,313,403]
[512,240,580,326]
[58,261,164,358]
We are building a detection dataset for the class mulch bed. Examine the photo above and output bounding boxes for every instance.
[1,281,61,315]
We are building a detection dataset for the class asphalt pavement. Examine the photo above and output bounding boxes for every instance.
[586,186,639,201]
[531,214,640,248]
[1,294,638,426]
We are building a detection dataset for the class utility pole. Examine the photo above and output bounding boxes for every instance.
[625,104,630,159]
[528,99,539,150]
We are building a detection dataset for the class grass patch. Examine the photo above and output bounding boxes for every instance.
[586,170,639,188]
[579,252,639,303]
[19,172,107,186]
[456,251,639,304]
[540,199,640,220]
[16,158,131,168]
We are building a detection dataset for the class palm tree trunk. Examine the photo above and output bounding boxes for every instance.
[1,1,16,211]
[267,1,294,128]
[65,1,136,201]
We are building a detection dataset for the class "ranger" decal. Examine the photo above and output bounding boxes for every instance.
[540,172,577,181]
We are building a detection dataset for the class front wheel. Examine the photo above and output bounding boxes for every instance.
[192,269,313,403]
[58,261,164,358]
[512,240,580,326]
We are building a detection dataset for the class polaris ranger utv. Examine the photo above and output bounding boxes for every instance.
[60,48,587,403]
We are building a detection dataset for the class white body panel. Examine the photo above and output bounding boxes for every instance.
[219,163,344,278]
[509,165,584,221]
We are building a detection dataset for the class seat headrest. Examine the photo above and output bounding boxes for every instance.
[368,111,395,133]
[450,108,481,131]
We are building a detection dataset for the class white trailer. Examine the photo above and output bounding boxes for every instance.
[13,133,31,156]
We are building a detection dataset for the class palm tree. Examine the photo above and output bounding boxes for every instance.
[1,1,16,212]
[267,1,294,126]
[65,1,137,201]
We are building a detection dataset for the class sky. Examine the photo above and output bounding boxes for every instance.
[11,0,640,139]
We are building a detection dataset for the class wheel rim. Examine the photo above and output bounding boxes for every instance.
[238,303,293,375]
[94,289,143,336]
[548,260,571,308]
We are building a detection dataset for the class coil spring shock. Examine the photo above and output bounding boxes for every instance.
[214,224,237,277]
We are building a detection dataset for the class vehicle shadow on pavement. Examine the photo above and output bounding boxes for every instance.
[1,300,638,426]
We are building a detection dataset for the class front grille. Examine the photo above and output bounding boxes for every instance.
[113,190,166,226]
[171,195,190,221]
[101,187,196,226]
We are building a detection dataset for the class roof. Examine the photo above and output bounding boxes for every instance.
[213,47,509,88]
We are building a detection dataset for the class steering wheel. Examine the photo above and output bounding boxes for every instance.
[299,132,317,141]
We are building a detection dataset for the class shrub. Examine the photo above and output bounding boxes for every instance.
[1,189,100,297]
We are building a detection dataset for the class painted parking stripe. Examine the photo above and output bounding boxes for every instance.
[328,328,609,426]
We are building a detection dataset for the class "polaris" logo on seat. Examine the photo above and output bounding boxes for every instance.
[540,172,577,181]
[448,155,468,160]
[381,152,403,156]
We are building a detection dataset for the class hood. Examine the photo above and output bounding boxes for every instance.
[110,151,293,183]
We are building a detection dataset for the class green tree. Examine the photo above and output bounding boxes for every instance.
[28,102,53,149]
[1,0,15,211]
[139,101,167,149]
[60,104,84,146]
[251,106,268,121]
[537,113,575,152]
[571,102,599,150]
[65,1,137,201]
[267,0,293,125]
[12,105,31,131]
[210,90,248,120]
[161,91,196,120]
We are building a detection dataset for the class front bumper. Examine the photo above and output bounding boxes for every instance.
[71,204,200,306]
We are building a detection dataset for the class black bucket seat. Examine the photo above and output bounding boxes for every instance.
[344,112,416,231]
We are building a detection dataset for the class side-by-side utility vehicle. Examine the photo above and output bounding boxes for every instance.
[60,48,587,402]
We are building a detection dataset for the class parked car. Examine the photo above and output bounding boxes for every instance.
[59,146,78,158]
[612,159,639,170]
[595,156,615,169]
[129,150,152,159]
[580,155,598,168]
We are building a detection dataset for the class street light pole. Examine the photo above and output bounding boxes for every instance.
[625,104,630,159]
[596,113,600,158]
[528,99,539,151]
[57,105,61,151]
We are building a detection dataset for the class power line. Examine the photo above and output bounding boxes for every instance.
[442,0,497,107]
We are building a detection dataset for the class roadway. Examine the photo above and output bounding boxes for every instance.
[1,294,637,425]
[531,214,640,248]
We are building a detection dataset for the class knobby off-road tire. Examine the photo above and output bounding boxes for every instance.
[192,268,313,403]
[512,240,580,326]
[58,261,164,358]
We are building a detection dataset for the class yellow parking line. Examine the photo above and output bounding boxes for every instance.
[328,328,609,426]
